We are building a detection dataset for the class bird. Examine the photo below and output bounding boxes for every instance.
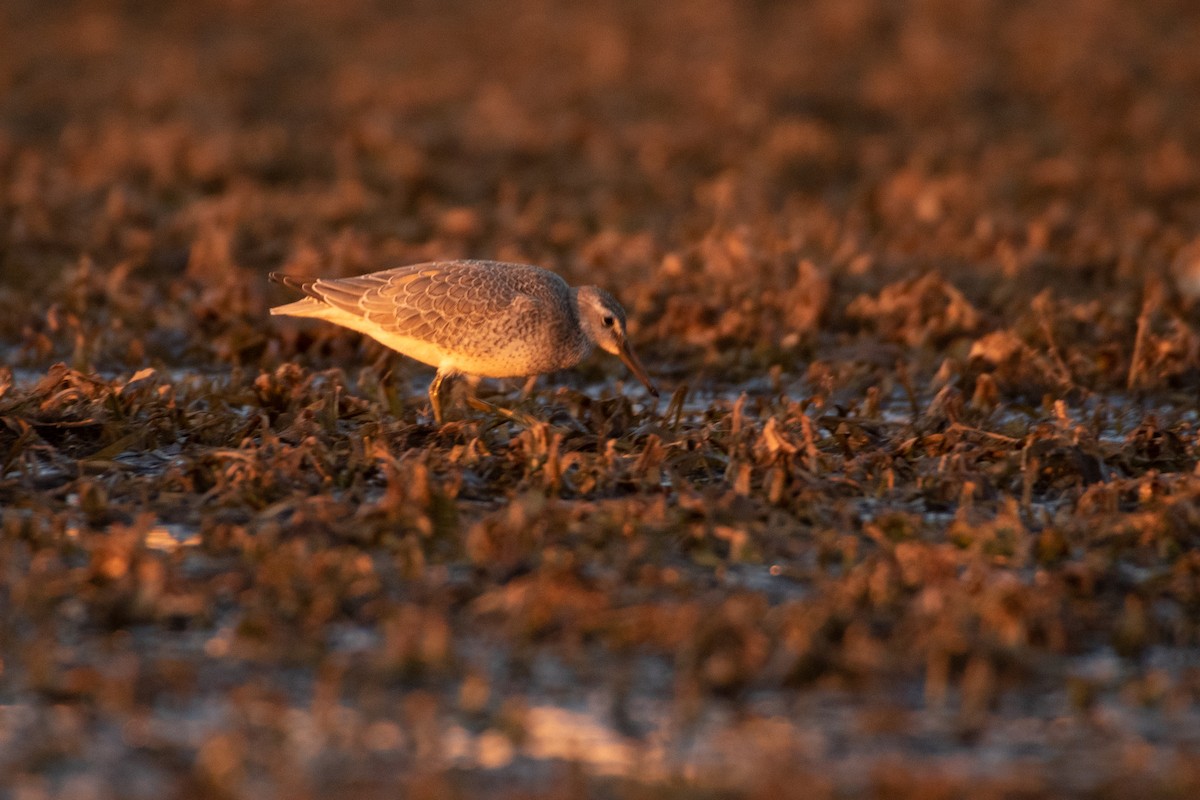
[269,259,659,423]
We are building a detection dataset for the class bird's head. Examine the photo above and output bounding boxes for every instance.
[576,286,659,397]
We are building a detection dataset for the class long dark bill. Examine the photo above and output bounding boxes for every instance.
[617,339,659,397]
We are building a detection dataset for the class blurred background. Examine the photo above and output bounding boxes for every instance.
[4,2,1200,798]
[4,0,1200,383]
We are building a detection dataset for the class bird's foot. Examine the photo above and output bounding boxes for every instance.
[466,395,542,428]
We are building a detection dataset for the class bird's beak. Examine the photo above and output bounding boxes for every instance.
[617,338,659,397]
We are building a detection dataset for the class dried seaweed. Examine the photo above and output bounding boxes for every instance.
[3,1,1200,798]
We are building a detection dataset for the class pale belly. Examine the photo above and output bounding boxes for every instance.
[272,298,575,378]
[372,329,547,377]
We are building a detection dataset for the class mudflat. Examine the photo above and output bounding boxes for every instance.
[2,2,1200,797]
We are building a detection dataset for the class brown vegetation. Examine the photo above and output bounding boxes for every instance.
[3,1,1200,797]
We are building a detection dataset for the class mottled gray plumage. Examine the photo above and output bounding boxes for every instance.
[269,259,658,423]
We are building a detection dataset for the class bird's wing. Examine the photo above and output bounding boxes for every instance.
[305,262,542,346]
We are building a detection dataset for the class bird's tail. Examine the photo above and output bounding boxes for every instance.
[269,272,319,297]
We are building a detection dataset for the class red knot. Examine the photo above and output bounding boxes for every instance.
[270,259,658,423]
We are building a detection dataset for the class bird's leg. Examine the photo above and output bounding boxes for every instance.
[461,375,494,413]
[428,370,453,424]
[464,374,482,407]
[519,375,538,400]
[462,378,541,427]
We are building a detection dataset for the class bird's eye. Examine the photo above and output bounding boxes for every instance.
[602,315,615,328]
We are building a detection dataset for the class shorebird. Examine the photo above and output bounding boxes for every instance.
[269,260,659,423]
